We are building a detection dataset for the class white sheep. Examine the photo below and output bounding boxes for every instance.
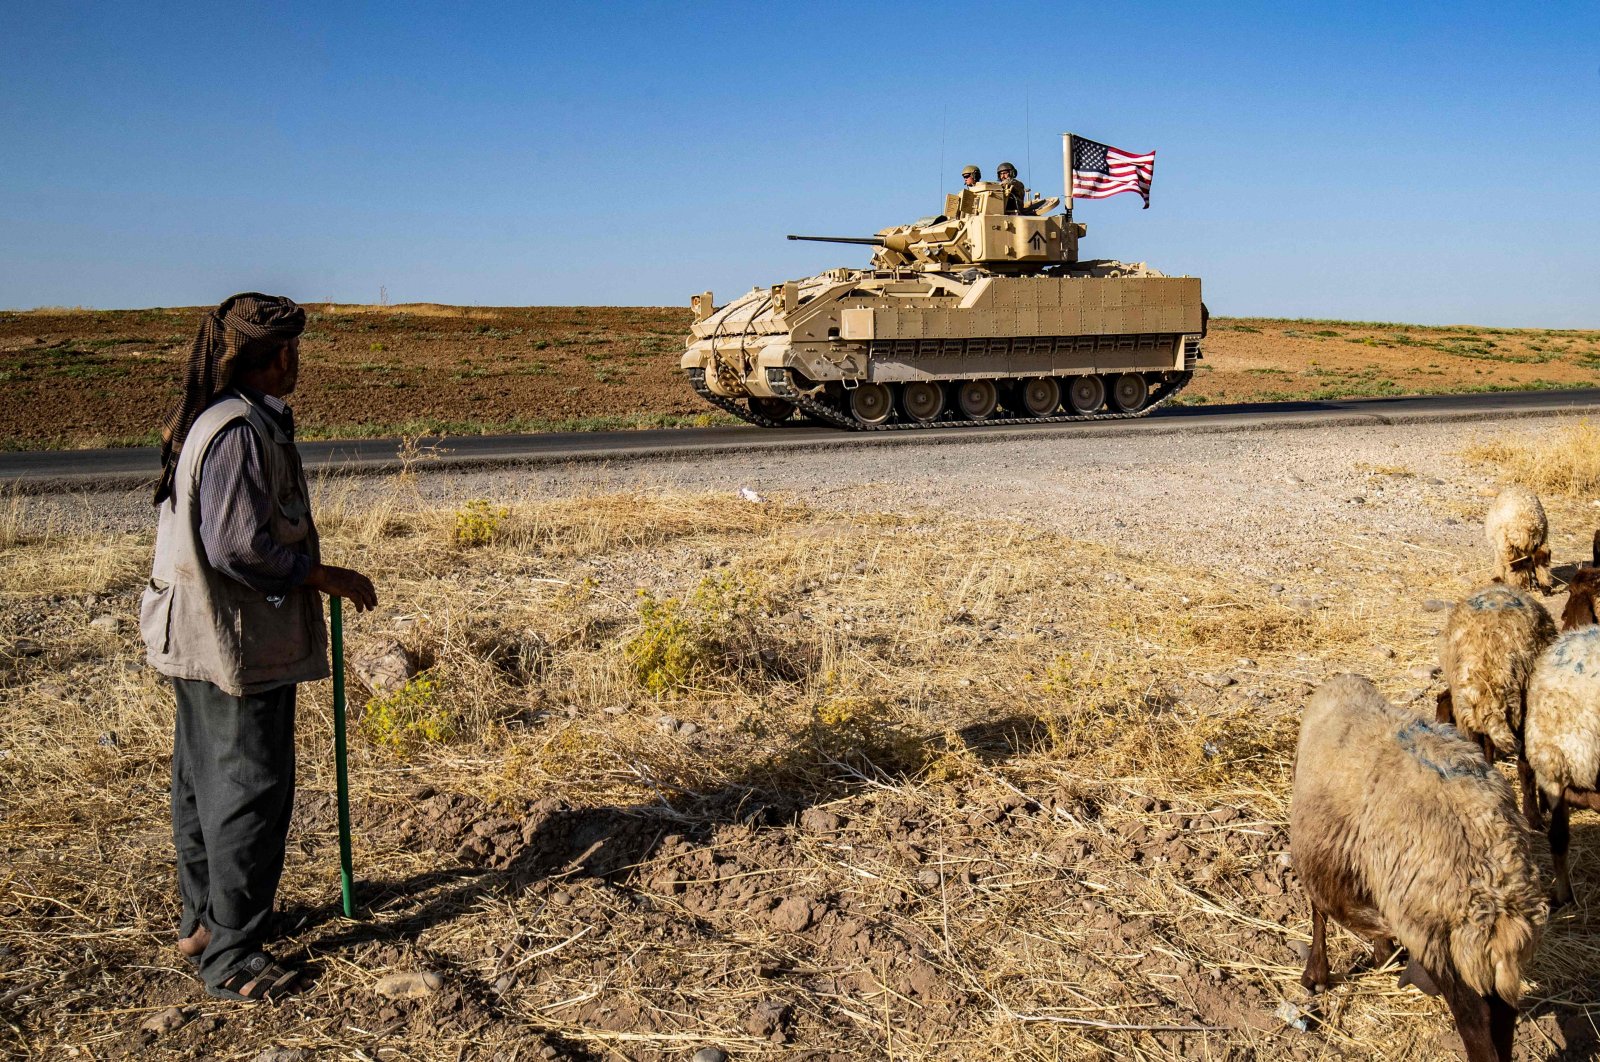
[1484,486,1553,593]
[1292,674,1546,1062]
[1522,568,1600,906]
[1436,584,1556,824]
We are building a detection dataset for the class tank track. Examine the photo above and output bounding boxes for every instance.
[686,368,792,428]
[764,371,1193,431]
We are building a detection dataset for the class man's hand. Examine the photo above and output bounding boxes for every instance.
[305,564,378,612]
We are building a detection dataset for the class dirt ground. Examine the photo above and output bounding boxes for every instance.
[5,414,1600,1060]
[1,303,1597,449]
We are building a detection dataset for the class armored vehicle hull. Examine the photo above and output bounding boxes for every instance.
[682,262,1204,430]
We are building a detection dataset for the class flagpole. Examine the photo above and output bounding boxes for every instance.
[1061,133,1074,224]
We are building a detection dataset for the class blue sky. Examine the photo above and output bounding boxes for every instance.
[2,1,1597,325]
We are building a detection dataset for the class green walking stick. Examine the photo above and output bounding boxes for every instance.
[331,596,357,918]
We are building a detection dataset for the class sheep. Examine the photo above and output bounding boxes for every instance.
[1292,674,1546,1062]
[1522,566,1600,906]
[1484,486,1553,593]
[1435,584,1557,825]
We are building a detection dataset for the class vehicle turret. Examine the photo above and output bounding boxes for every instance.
[786,188,1081,274]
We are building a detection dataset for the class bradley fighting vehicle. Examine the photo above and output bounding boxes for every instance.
[682,172,1204,429]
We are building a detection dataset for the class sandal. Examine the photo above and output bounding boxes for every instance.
[177,925,211,969]
[206,952,303,1002]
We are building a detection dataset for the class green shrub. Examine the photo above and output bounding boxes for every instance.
[454,499,509,546]
[361,674,455,752]
[623,571,766,694]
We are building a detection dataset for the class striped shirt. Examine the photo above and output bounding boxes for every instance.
[197,389,312,596]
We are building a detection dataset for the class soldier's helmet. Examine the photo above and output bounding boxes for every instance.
[997,161,1017,178]
[961,165,981,179]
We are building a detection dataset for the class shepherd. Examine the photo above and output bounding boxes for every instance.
[140,293,377,1001]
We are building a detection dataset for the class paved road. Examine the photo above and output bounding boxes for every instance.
[6,388,1599,492]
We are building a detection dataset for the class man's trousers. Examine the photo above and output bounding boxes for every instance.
[170,677,296,989]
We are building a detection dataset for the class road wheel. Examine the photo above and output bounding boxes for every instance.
[748,396,794,423]
[1067,375,1106,414]
[1018,377,1062,417]
[900,381,946,423]
[848,383,894,426]
[956,379,998,420]
[1109,373,1151,413]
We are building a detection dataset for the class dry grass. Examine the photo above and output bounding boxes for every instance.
[1463,420,1600,498]
[1,483,1596,1059]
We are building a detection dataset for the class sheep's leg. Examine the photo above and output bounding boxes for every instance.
[1430,962,1504,1062]
[1479,732,1496,765]
[1517,755,1543,830]
[1550,794,1573,909]
[1300,905,1330,993]
[1398,959,1440,996]
[1368,936,1399,971]
[1487,992,1517,1062]
[1435,689,1455,726]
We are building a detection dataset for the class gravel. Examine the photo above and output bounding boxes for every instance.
[17,413,1593,587]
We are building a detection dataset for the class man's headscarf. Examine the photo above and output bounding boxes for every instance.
[153,292,306,504]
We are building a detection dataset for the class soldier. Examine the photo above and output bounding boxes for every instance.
[960,164,981,188]
[996,161,1026,214]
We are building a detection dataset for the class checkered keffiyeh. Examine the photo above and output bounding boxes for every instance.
[154,292,305,504]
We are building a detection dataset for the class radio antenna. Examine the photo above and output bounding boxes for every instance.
[1025,86,1032,182]
[939,103,948,200]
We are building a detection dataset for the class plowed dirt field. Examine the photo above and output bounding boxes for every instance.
[2,303,1597,449]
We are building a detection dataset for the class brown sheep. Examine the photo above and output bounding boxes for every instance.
[1435,585,1556,826]
[1293,674,1546,1062]
[1523,567,1600,905]
[1484,486,1553,593]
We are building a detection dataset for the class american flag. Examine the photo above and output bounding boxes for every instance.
[1070,136,1156,208]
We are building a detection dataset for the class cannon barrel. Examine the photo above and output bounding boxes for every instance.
[786,234,887,246]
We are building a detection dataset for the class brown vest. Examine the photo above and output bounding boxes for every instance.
[140,392,329,695]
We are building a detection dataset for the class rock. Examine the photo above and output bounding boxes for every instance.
[1275,999,1309,1031]
[253,1050,308,1062]
[1377,645,1396,659]
[1201,673,1237,689]
[798,808,841,834]
[353,641,417,696]
[89,614,124,632]
[97,731,118,748]
[744,999,792,1040]
[602,705,627,716]
[738,487,764,503]
[916,869,942,888]
[1269,583,1285,594]
[655,715,680,734]
[372,969,444,999]
[493,973,514,995]
[1235,657,1257,668]
[677,721,699,737]
[1408,664,1442,681]
[1421,598,1452,613]
[770,896,815,933]
[141,1007,186,1034]
[691,1050,728,1062]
